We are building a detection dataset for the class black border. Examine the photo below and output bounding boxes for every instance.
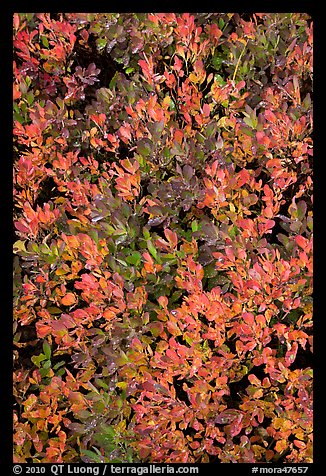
[2,4,15,472]
[3,4,320,474]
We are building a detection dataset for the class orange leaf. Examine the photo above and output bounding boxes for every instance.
[103,309,116,320]
[294,440,306,450]
[295,235,308,250]
[61,293,76,306]
[158,295,168,308]
[174,130,183,144]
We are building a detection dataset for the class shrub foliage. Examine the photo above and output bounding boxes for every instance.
[13,13,313,463]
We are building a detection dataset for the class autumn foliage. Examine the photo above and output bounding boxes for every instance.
[13,13,313,463]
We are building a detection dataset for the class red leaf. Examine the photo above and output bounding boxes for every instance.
[265,110,277,123]
[14,220,30,233]
[208,23,222,42]
[285,342,298,367]
[229,416,243,437]
[13,13,20,30]
[202,103,210,117]
[243,312,255,326]
[164,228,178,248]
[293,440,306,450]
[295,235,308,251]
[256,131,271,147]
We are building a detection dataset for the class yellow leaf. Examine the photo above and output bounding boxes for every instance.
[55,268,69,276]
[13,240,27,253]
[162,96,171,108]
[275,439,288,453]
[189,73,199,83]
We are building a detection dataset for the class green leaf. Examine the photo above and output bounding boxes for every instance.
[53,361,65,370]
[212,57,223,71]
[218,18,225,29]
[163,147,171,158]
[31,354,46,368]
[109,72,119,90]
[147,240,157,260]
[297,200,307,221]
[126,449,133,463]
[169,99,177,111]
[143,227,150,240]
[102,425,115,439]
[191,220,199,232]
[26,91,34,106]
[137,139,152,157]
[41,35,49,48]
[115,258,128,267]
[307,215,313,232]
[13,111,26,124]
[94,425,116,450]
[204,262,218,278]
[97,38,107,50]
[149,120,165,140]
[161,253,176,265]
[56,368,66,377]
[43,341,51,360]
[240,126,254,137]
[126,251,142,266]
[81,449,103,463]
[47,306,62,315]
[39,368,50,378]
[94,378,109,390]
[116,350,129,366]
[243,115,258,129]
[42,360,52,370]
[39,243,51,254]
[89,229,99,245]
[206,122,217,137]
[229,225,239,239]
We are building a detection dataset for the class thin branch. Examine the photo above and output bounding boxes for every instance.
[232,40,249,82]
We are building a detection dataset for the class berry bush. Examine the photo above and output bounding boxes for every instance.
[13,13,313,463]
